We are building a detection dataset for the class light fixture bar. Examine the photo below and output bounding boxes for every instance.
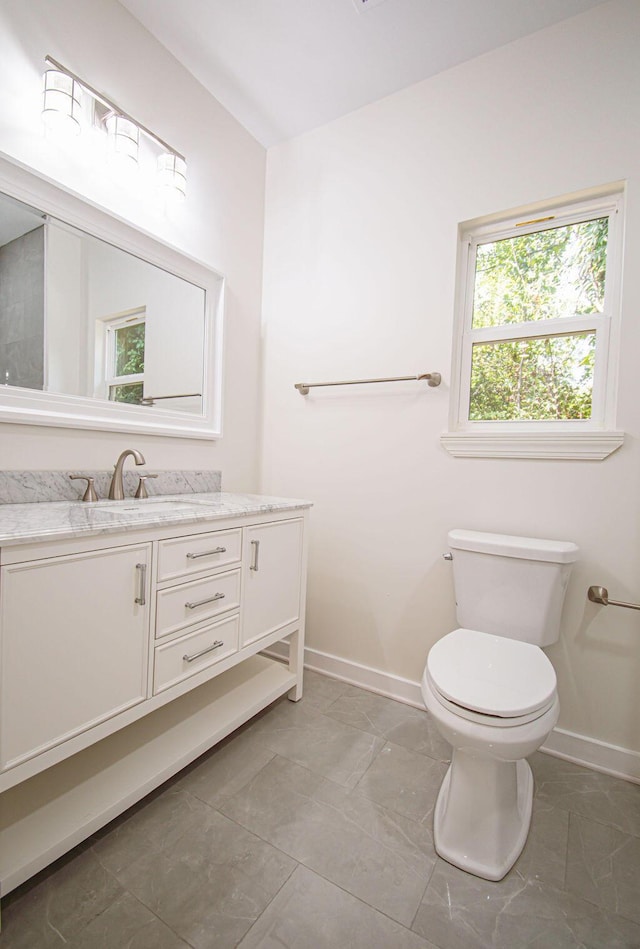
[44,55,185,162]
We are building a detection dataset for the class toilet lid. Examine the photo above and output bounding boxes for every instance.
[427,628,557,718]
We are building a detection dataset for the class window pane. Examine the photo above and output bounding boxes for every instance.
[109,382,144,405]
[472,218,608,328]
[469,332,595,421]
[114,322,145,377]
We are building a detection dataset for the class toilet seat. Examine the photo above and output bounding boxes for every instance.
[427,628,557,727]
[425,672,556,727]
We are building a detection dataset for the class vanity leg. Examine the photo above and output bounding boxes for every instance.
[287,627,304,701]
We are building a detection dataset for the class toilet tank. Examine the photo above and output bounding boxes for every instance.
[448,529,579,647]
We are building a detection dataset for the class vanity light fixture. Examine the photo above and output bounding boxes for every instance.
[106,114,140,167]
[42,67,83,136]
[157,153,187,198]
[42,56,187,197]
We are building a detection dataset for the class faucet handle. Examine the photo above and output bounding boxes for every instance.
[135,473,158,499]
[69,475,99,502]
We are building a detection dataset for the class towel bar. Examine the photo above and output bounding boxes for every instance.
[587,585,640,611]
[294,372,441,395]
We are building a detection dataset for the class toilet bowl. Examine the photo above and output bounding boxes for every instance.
[422,530,577,881]
[421,629,560,880]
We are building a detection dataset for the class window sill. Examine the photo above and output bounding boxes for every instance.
[440,430,625,460]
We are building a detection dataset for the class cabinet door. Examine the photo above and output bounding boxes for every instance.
[0,543,151,771]
[241,519,303,647]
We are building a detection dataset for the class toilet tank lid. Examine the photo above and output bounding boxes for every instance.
[448,529,578,563]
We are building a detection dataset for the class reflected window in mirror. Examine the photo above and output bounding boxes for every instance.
[103,308,146,405]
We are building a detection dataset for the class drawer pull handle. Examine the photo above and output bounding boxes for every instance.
[186,547,227,560]
[135,563,147,606]
[185,592,225,610]
[250,539,260,572]
[183,639,224,663]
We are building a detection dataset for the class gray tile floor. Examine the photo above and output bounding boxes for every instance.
[2,670,640,948]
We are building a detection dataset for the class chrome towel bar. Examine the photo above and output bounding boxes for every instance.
[141,392,202,405]
[588,585,640,611]
[294,372,441,395]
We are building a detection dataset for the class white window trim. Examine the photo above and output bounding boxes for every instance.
[442,187,625,460]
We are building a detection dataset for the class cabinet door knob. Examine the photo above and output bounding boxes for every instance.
[186,547,227,560]
[250,539,260,572]
[185,592,225,610]
[183,640,224,663]
[135,563,147,605]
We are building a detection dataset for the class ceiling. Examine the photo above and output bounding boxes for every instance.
[118,0,608,148]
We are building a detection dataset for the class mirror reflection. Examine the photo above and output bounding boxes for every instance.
[0,190,206,416]
[0,194,45,390]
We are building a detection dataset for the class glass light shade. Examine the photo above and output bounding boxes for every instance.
[157,153,187,197]
[42,69,82,135]
[106,114,140,165]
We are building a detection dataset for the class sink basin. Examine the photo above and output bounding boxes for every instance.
[88,499,204,516]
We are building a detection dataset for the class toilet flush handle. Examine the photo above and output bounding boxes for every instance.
[443,553,453,561]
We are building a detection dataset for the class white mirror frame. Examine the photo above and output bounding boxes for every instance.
[0,151,224,440]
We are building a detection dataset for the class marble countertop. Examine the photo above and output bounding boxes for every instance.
[0,493,312,547]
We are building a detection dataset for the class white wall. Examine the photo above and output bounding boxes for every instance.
[261,0,640,771]
[46,222,84,396]
[0,0,265,487]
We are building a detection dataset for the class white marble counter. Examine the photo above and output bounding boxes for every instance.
[0,493,312,547]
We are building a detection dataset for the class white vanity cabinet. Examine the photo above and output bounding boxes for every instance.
[0,543,151,772]
[0,504,309,900]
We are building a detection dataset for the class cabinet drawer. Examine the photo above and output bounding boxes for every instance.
[157,529,242,582]
[156,567,241,639]
[153,614,239,694]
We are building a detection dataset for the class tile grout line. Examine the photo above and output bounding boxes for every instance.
[209,754,440,935]
[408,858,439,935]
[233,858,300,949]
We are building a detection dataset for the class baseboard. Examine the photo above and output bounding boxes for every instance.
[263,641,427,709]
[263,641,640,785]
[262,641,424,707]
[540,728,640,784]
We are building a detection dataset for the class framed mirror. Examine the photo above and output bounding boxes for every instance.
[0,153,224,439]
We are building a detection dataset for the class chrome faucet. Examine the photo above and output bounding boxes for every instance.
[108,449,146,500]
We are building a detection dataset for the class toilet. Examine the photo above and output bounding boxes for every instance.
[421,529,578,882]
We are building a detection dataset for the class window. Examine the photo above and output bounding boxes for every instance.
[104,309,146,405]
[442,188,625,459]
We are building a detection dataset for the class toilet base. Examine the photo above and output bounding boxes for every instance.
[433,752,533,882]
